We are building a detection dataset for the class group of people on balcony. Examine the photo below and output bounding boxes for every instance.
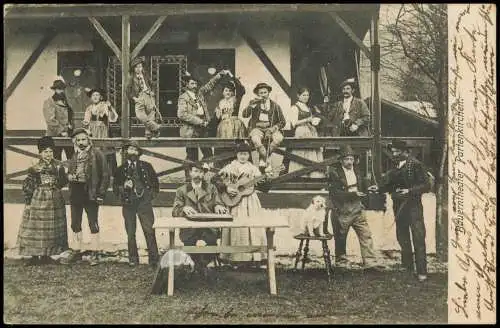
[174,67,371,177]
[42,61,371,178]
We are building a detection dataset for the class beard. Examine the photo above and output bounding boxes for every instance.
[126,154,139,162]
[52,93,67,102]
[392,155,404,163]
[77,143,88,150]
[191,176,202,183]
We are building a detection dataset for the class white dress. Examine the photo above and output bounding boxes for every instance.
[219,160,267,263]
[288,102,325,178]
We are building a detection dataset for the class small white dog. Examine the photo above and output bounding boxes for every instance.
[301,195,328,236]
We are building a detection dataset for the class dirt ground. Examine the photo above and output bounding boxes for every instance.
[3,258,447,324]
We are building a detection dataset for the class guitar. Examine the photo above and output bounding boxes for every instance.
[220,165,283,207]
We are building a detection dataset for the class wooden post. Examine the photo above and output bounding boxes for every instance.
[167,229,175,296]
[370,11,382,183]
[266,228,277,295]
[121,15,131,139]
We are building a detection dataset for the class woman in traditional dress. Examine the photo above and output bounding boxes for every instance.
[212,74,247,167]
[17,136,69,265]
[82,88,118,138]
[288,87,325,178]
[82,88,119,176]
[215,75,247,138]
[213,142,271,269]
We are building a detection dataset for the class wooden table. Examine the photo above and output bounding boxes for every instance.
[153,216,289,296]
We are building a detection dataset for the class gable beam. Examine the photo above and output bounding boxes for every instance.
[238,28,293,99]
[131,16,168,60]
[328,11,371,60]
[4,29,57,100]
[88,17,122,61]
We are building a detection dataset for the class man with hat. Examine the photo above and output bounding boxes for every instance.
[127,56,162,138]
[64,128,109,266]
[324,78,371,137]
[43,77,75,161]
[172,162,229,278]
[177,69,230,178]
[327,145,379,270]
[369,140,432,282]
[113,139,160,267]
[242,82,286,170]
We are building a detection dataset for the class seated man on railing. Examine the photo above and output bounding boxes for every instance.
[172,163,229,279]
[242,82,286,171]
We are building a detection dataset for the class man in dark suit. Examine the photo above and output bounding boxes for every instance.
[113,140,160,268]
[324,78,371,137]
[369,140,432,282]
[327,145,378,269]
[172,164,229,276]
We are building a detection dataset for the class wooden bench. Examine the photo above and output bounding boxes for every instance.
[153,216,289,296]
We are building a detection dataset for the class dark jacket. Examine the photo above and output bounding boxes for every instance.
[379,157,431,202]
[323,97,371,136]
[68,146,109,200]
[23,161,68,205]
[327,163,367,208]
[172,180,225,242]
[43,96,74,137]
[126,73,154,102]
[113,160,159,203]
[172,180,224,217]
[242,99,286,132]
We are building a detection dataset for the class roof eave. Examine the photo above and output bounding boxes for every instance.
[4,4,380,20]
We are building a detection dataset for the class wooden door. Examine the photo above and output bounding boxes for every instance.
[57,51,97,128]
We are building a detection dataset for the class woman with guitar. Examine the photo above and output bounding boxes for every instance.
[212,141,277,269]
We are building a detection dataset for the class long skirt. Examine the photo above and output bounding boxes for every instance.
[216,116,247,139]
[88,120,109,139]
[289,123,325,178]
[220,193,267,263]
[17,186,69,256]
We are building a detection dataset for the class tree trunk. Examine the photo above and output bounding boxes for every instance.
[435,137,448,262]
[435,86,448,262]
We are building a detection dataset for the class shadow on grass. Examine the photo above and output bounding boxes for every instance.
[4,259,447,324]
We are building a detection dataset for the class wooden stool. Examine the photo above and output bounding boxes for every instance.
[293,208,335,282]
[293,234,334,282]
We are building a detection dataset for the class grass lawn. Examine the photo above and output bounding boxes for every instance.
[4,259,447,324]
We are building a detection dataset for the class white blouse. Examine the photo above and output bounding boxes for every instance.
[83,102,118,125]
